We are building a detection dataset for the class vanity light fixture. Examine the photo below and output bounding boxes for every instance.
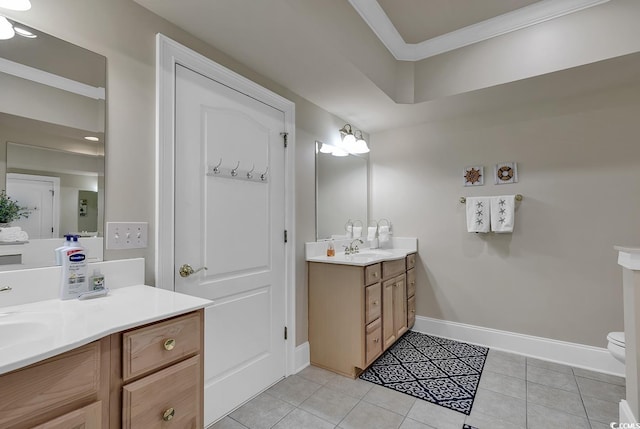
[84,136,100,142]
[0,0,31,11]
[339,124,369,154]
[351,130,370,154]
[0,16,14,40]
[319,142,348,157]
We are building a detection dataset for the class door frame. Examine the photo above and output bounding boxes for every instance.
[155,34,297,375]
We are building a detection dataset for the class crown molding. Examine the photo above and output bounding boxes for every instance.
[0,57,106,100]
[349,0,610,61]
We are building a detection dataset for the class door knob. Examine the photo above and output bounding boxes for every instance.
[179,264,208,278]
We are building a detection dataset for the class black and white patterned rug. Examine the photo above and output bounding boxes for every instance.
[360,331,489,415]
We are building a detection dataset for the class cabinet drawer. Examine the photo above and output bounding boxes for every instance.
[0,341,103,429]
[382,258,405,279]
[364,263,381,285]
[32,401,101,429]
[407,268,416,298]
[406,253,416,270]
[122,311,201,381]
[365,318,382,366]
[408,295,416,329]
[123,355,201,429]
[365,282,381,325]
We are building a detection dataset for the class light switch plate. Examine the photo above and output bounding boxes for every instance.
[106,222,148,249]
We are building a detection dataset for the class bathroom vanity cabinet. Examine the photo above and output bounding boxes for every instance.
[0,309,204,429]
[308,253,417,378]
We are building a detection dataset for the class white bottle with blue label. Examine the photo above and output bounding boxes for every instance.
[60,235,88,300]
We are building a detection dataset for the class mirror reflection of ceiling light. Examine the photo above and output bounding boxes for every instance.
[0,0,31,11]
[0,16,14,40]
[13,26,35,38]
[84,136,100,142]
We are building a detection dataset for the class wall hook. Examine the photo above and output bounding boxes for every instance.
[212,158,222,174]
[260,166,269,181]
[231,161,240,177]
[246,164,255,179]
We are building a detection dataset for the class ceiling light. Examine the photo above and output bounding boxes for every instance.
[84,136,100,142]
[0,0,31,11]
[13,26,35,38]
[0,16,14,40]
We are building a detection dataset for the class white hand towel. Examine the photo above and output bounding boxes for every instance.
[352,226,362,238]
[466,197,490,233]
[491,195,515,233]
[378,225,390,242]
[367,227,377,241]
[346,225,353,239]
[16,230,29,241]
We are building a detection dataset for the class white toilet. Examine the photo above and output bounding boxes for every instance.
[607,331,626,364]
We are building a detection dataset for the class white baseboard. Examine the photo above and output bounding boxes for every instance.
[620,400,638,423]
[414,316,625,376]
[293,341,310,374]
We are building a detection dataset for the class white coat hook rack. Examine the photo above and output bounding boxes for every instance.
[206,159,269,183]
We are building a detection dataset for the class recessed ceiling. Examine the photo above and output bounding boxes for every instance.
[132,0,638,133]
[349,0,611,60]
[377,0,539,44]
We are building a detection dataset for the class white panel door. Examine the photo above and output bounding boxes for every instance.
[6,173,58,239]
[174,64,286,425]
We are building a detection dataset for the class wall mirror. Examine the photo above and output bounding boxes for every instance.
[315,141,368,240]
[0,18,105,268]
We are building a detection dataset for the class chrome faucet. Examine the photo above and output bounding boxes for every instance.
[344,239,363,255]
[0,286,12,293]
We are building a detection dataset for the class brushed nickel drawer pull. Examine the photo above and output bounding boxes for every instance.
[162,407,175,421]
[163,338,176,351]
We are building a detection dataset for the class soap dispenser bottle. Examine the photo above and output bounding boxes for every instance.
[326,239,335,257]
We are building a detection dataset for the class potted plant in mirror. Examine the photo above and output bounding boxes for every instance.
[0,190,29,227]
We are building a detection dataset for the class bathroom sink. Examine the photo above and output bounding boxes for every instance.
[0,312,58,350]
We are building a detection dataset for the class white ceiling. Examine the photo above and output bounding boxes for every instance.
[132,0,639,133]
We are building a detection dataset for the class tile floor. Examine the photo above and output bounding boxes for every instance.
[211,349,625,429]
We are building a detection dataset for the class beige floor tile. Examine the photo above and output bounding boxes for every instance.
[229,392,294,429]
[298,365,339,385]
[272,408,335,429]
[267,374,322,406]
[325,375,374,399]
[527,364,579,392]
[478,369,526,400]
[299,386,360,425]
[339,401,404,429]
[362,385,417,416]
[527,403,590,429]
[210,416,249,429]
[527,381,586,417]
[576,376,626,403]
[406,399,465,429]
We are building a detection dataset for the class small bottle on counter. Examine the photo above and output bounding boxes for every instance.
[326,239,335,257]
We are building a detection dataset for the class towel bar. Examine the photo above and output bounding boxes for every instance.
[459,194,523,204]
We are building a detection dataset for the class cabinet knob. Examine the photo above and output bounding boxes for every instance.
[163,338,176,351]
[373,338,380,343]
[162,407,176,421]
[411,309,416,313]
[410,281,415,286]
[373,300,379,305]
[372,272,378,277]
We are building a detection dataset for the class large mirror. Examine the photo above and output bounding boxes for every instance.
[315,141,368,240]
[0,18,105,269]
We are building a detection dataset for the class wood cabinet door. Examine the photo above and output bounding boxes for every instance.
[393,274,408,339]
[32,402,101,429]
[382,278,396,349]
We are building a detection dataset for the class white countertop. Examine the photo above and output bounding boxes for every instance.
[0,285,211,375]
[307,248,415,266]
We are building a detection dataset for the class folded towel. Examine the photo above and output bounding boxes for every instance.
[0,226,21,233]
[346,224,353,239]
[367,226,377,241]
[491,195,515,233]
[466,197,490,233]
[378,225,390,242]
[0,229,28,242]
[352,226,362,238]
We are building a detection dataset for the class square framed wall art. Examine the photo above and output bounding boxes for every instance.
[463,166,484,187]
[494,162,518,184]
